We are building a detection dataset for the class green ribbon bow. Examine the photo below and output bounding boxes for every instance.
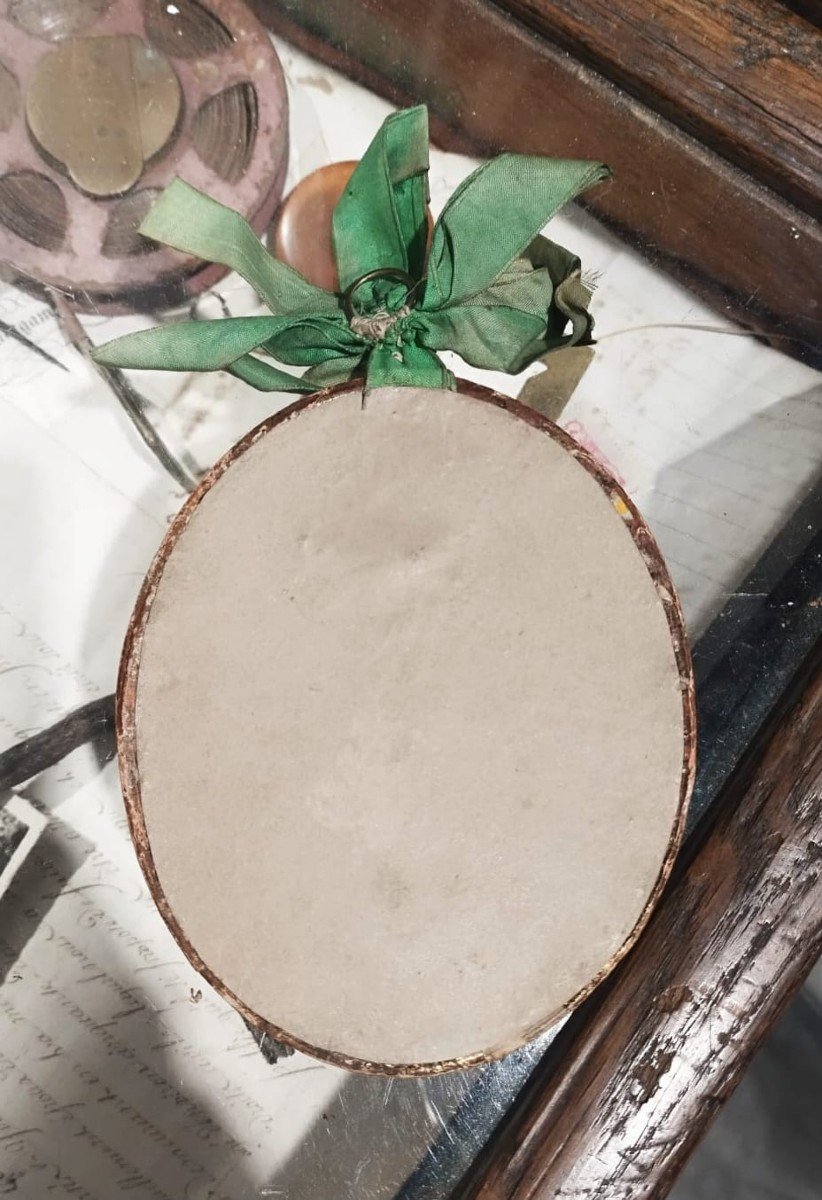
[94,106,610,393]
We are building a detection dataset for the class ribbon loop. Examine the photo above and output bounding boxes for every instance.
[332,106,430,292]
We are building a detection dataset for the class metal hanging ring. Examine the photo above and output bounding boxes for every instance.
[342,267,416,321]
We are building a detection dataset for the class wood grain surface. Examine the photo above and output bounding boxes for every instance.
[499,0,822,215]
[452,645,822,1199]
[258,0,822,365]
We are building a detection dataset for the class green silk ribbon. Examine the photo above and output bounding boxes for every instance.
[93,106,610,393]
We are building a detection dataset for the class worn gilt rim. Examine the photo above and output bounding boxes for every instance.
[117,379,697,1076]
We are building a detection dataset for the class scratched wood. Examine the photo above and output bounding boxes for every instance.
[451,647,822,1199]
[501,0,822,215]
[257,0,822,365]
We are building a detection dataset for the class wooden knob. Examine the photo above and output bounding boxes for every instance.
[273,161,357,292]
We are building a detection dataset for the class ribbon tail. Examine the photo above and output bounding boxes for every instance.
[226,356,314,392]
[553,270,596,346]
[92,317,289,372]
[302,354,369,387]
[364,343,454,393]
